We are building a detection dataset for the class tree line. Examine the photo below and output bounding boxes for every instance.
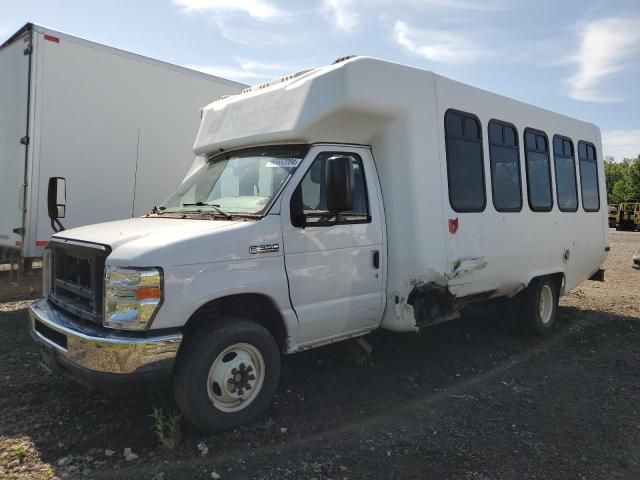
[604,156,640,205]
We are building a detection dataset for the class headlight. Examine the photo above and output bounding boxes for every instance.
[104,266,162,330]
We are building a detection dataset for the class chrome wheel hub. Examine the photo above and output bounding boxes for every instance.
[207,343,265,413]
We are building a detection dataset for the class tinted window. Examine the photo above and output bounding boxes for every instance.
[553,135,578,212]
[488,120,522,211]
[445,110,486,212]
[524,129,553,211]
[299,152,369,225]
[578,141,600,211]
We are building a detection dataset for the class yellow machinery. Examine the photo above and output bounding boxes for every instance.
[615,202,640,231]
[608,205,617,228]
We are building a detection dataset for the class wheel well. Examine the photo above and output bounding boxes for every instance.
[529,272,565,295]
[550,272,565,294]
[184,294,288,352]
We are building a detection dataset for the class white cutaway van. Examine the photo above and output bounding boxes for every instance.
[30,57,609,432]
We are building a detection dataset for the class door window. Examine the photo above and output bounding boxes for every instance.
[298,152,370,225]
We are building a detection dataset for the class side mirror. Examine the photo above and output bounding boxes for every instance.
[290,185,306,228]
[325,155,354,212]
[48,177,66,220]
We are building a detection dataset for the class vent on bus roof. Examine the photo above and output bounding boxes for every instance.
[333,55,357,64]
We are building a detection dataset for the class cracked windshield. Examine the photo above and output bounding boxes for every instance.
[160,147,306,215]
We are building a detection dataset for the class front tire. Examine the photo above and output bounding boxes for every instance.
[518,276,559,335]
[173,317,281,433]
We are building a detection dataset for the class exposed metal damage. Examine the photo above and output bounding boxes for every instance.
[447,256,487,280]
[406,268,497,328]
[407,281,460,328]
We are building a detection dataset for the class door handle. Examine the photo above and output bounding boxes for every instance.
[372,250,380,269]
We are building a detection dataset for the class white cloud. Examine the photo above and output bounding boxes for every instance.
[186,58,302,83]
[602,129,640,160]
[322,0,507,32]
[215,22,291,47]
[392,20,487,63]
[407,0,507,10]
[567,18,640,103]
[172,0,283,21]
[323,0,361,32]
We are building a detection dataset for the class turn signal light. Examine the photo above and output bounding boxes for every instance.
[136,287,161,300]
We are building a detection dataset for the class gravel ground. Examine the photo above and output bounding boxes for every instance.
[0,231,638,480]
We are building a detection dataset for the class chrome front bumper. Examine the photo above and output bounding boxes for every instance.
[29,299,182,377]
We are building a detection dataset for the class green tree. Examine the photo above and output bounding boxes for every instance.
[627,156,640,201]
[612,177,634,203]
[604,156,640,204]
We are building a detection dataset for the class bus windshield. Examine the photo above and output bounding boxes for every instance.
[159,146,307,216]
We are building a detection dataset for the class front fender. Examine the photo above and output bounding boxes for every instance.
[150,256,299,347]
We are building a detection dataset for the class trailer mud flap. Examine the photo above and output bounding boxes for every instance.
[588,269,605,282]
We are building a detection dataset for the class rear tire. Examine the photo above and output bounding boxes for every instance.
[173,317,281,433]
[518,276,559,336]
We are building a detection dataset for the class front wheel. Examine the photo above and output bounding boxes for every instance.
[518,276,559,335]
[173,317,281,432]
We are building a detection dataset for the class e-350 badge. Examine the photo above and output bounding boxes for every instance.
[249,243,280,254]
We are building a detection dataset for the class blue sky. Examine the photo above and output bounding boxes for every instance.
[2,0,639,159]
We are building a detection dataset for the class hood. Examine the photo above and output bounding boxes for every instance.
[55,217,236,250]
[52,216,275,267]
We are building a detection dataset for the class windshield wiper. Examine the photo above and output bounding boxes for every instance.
[182,202,233,220]
[149,205,166,215]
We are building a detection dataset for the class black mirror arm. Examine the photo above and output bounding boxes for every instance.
[51,218,65,233]
[317,211,347,225]
[290,185,307,229]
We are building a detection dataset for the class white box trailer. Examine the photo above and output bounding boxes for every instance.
[0,23,245,264]
[29,57,608,432]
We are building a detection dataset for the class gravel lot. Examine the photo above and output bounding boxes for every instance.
[1,231,639,480]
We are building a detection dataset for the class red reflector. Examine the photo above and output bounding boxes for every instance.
[36,241,49,247]
[44,34,60,43]
[15,240,22,247]
[448,217,459,234]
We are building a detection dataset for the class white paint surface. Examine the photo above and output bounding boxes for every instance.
[0,24,245,259]
[50,57,608,350]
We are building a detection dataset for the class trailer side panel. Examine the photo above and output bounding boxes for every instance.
[23,29,242,258]
[0,33,30,257]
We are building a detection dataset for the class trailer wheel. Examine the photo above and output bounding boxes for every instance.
[519,276,559,335]
[173,317,281,433]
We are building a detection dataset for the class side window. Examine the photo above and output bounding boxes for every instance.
[553,135,578,212]
[444,110,486,212]
[488,120,522,212]
[578,141,600,212]
[524,128,553,211]
[299,152,369,225]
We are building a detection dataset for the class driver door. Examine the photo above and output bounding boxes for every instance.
[281,146,385,347]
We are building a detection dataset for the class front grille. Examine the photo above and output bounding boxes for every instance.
[49,241,109,324]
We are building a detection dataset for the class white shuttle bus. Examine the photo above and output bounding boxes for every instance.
[29,57,608,432]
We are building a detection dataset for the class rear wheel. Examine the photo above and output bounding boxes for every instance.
[173,317,281,432]
[518,276,559,335]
